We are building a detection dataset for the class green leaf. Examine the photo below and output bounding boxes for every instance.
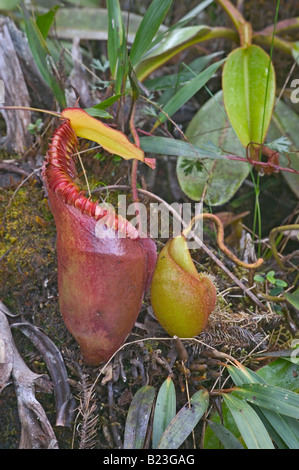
[84,107,112,119]
[139,135,227,159]
[123,385,155,449]
[144,52,223,91]
[222,44,276,147]
[107,0,123,77]
[275,279,288,288]
[257,358,299,393]
[227,364,266,387]
[176,91,250,205]
[222,393,274,449]
[284,289,299,310]
[54,7,147,42]
[153,58,225,128]
[135,25,214,81]
[266,270,276,284]
[21,3,66,108]
[94,93,128,110]
[204,401,244,449]
[152,377,176,449]
[130,0,172,67]
[235,383,299,419]
[206,419,244,449]
[267,97,299,198]
[157,389,209,449]
[107,0,128,92]
[254,274,265,283]
[256,407,299,449]
[0,0,19,9]
[292,41,299,64]
[36,6,60,40]
[228,364,299,448]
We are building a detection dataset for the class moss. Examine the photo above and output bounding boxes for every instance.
[0,182,56,320]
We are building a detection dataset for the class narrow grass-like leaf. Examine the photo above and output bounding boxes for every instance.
[228,363,299,448]
[157,389,209,449]
[234,383,299,419]
[91,93,127,110]
[256,407,299,449]
[206,419,244,449]
[107,0,124,79]
[139,136,225,159]
[152,377,176,449]
[144,52,223,91]
[130,0,172,67]
[84,107,112,119]
[123,385,155,449]
[227,364,266,386]
[135,25,235,81]
[222,393,274,449]
[153,59,225,128]
[36,6,60,39]
[21,3,66,108]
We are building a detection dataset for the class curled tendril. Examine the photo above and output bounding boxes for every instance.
[182,213,264,270]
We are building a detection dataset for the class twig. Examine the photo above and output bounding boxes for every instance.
[0,301,58,449]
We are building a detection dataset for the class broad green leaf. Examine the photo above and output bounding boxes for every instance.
[267,99,299,198]
[157,389,209,449]
[153,59,225,128]
[222,44,276,147]
[284,289,299,310]
[257,358,299,393]
[235,383,299,419]
[130,0,172,67]
[21,3,66,108]
[152,377,176,449]
[36,6,60,39]
[123,385,155,449]
[223,393,274,449]
[206,419,244,449]
[176,91,250,205]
